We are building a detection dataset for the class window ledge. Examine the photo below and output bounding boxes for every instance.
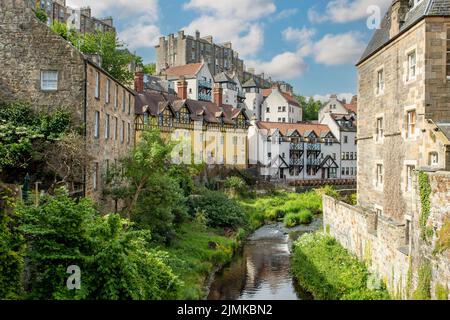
[397,246,409,256]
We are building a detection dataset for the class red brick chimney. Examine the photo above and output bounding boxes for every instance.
[213,84,223,107]
[177,76,188,100]
[134,72,144,93]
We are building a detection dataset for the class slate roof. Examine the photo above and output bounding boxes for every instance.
[358,0,450,65]
[214,72,236,84]
[436,122,450,141]
[135,92,248,125]
[262,88,301,107]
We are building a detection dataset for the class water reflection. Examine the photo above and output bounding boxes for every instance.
[207,224,314,300]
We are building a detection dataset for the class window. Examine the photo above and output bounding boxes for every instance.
[341,167,345,175]
[376,117,384,141]
[346,167,349,175]
[104,114,110,139]
[282,106,286,112]
[121,120,125,143]
[376,164,383,187]
[429,152,439,166]
[375,208,382,230]
[377,69,384,94]
[447,28,450,79]
[41,71,58,91]
[127,122,131,144]
[268,152,272,159]
[406,165,415,191]
[333,153,336,160]
[407,51,416,80]
[114,85,118,109]
[278,106,282,112]
[122,90,126,112]
[106,79,110,104]
[406,110,416,138]
[93,162,99,191]
[95,71,100,99]
[114,117,118,141]
[94,111,100,138]
[266,118,270,122]
[266,107,270,113]
[344,136,348,144]
[128,94,131,115]
[346,152,350,160]
[282,118,286,123]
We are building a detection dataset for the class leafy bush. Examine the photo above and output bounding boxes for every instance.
[292,232,390,300]
[189,190,247,230]
[224,176,247,198]
[35,8,48,23]
[17,189,180,300]
[0,184,24,299]
[283,210,313,227]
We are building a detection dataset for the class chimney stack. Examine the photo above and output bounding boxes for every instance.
[389,0,409,39]
[134,71,144,93]
[177,76,188,100]
[213,83,223,107]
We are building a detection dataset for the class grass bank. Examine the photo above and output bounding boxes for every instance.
[292,232,390,300]
[165,222,247,300]
[238,190,322,229]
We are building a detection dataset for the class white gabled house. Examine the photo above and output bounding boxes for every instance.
[261,86,303,123]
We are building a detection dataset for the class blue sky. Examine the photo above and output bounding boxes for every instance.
[67,0,391,101]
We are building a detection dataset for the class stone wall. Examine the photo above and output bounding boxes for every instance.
[0,0,86,122]
[323,170,450,299]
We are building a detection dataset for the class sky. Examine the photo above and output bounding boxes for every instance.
[66,0,392,101]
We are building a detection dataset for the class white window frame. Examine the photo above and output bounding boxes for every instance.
[376,116,384,142]
[407,50,416,81]
[376,68,384,95]
[106,79,110,104]
[94,111,100,138]
[375,163,384,190]
[406,164,415,192]
[429,152,439,166]
[40,70,58,91]
[104,114,110,139]
[406,109,417,139]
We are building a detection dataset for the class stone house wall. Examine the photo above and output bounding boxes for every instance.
[323,170,450,299]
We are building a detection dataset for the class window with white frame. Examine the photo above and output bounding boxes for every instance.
[376,69,384,94]
[106,79,110,104]
[406,165,415,191]
[114,85,118,109]
[121,120,125,143]
[429,152,439,166]
[95,71,100,99]
[407,51,416,80]
[41,70,58,91]
[122,90,126,112]
[94,111,100,138]
[376,117,384,141]
[93,162,99,191]
[406,110,416,138]
[376,164,383,187]
[104,114,110,139]
[127,122,131,144]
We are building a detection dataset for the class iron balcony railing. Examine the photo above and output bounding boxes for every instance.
[198,92,212,101]
[306,143,321,151]
[307,158,321,166]
[290,143,304,150]
[198,80,212,89]
[290,158,304,166]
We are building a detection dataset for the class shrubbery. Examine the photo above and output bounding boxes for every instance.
[283,210,313,227]
[292,232,390,300]
[189,189,248,230]
[16,189,180,300]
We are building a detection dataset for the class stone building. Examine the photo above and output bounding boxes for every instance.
[155,30,245,80]
[323,0,450,299]
[134,78,250,169]
[0,0,134,204]
[35,0,115,34]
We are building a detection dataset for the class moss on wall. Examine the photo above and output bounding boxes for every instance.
[418,172,433,241]
[435,218,450,254]
[435,283,449,300]
[412,262,432,300]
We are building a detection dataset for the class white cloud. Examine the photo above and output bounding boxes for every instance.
[246,51,308,80]
[312,32,366,65]
[66,0,161,50]
[313,93,355,103]
[270,8,299,22]
[308,0,391,24]
[282,27,316,45]
[183,0,276,57]
[183,0,276,21]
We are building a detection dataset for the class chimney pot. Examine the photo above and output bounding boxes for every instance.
[177,77,188,100]
[213,83,223,107]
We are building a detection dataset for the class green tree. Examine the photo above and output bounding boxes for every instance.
[0,183,24,299]
[296,95,322,121]
[35,9,48,24]
[17,189,180,300]
[142,63,156,75]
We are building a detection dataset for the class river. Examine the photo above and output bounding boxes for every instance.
[207,218,322,300]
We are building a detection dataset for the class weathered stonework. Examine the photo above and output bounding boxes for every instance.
[324,171,450,300]
[0,0,135,207]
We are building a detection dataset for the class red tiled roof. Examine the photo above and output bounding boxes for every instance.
[256,121,331,136]
[163,63,203,78]
[263,89,300,107]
